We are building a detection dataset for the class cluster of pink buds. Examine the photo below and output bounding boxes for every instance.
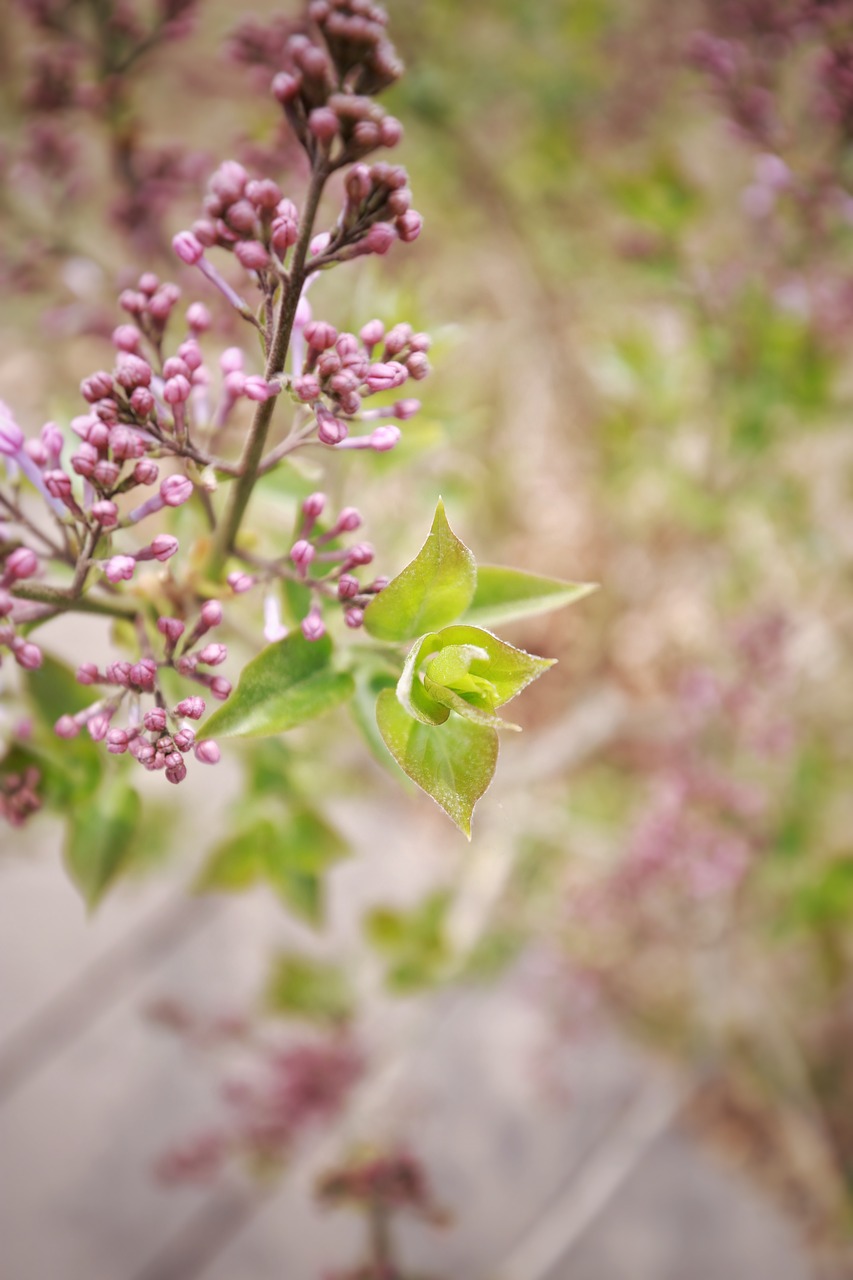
[292,318,428,450]
[0,539,43,670]
[0,765,42,827]
[286,491,388,640]
[54,600,229,785]
[176,161,299,280]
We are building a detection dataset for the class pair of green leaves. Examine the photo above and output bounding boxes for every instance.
[363,501,595,837]
[204,500,594,840]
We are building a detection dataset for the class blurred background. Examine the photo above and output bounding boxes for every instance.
[1,0,852,1277]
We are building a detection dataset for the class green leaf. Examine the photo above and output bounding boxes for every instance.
[23,651,103,801]
[264,953,353,1024]
[64,779,141,909]
[376,688,498,838]
[365,890,451,993]
[197,806,348,926]
[203,632,354,739]
[364,498,476,642]
[429,625,555,706]
[463,565,597,628]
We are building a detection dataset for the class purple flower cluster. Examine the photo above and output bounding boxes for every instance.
[54,600,228,786]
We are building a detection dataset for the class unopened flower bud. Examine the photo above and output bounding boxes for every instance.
[172,231,205,265]
[13,639,43,669]
[197,642,227,666]
[164,375,192,405]
[115,354,152,390]
[55,715,80,738]
[130,387,155,417]
[304,321,338,350]
[107,728,129,754]
[104,555,136,583]
[88,712,111,741]
[5,547,39,580]
[186,302,211,332]
[406,352,430,380]
[396,210,423,243]
[174,696,205,719]
[93,459,120,488]
[309,107,339,142]
[166,761,188,785]
[362,222,396,255]
[244,376,273,401]
[195,739,221,764]
[301,609,326,642]
[344,606,364,628]
[227,571,255,594]
[134,459,159,485]
[112,324,141,352]
[360,319,384,350]
[209,676,232,700]
[272,70,301,102]
[157,616,185,644]
[91,500,119,527]
[173,727,195,751]
[144,707,168,733]
[294,374,320,402]
[160,474,193,507]
[234,240,270,272]
[290,539,315,573]
[337,574,360,599]
[81,371,114,403]
[302,492,326,519]
[370,425,401,451]
[76,662,100,684]
[317,414,348,445]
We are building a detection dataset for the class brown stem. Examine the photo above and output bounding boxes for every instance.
[208,161,329,578]
[11,582,139,620]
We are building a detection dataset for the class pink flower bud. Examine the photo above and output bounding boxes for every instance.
[93,460,120,487]
[393,398,421,419]
[244,376,273,401]
[290,539,315,573]
[164,375,192,405]
[365,361,407,392]
[302,492,326,519]
[107,728,129,754]
[157,616,185,644]
[144,708,168,733]
[294,374,320,402]
[337,574,360,599]
[106,661,132,686]
[197,642,227,666]
[112,324,141,352]
[45,470,72,500]
[234,240,270,271]
[76,662,100,684]
[384,323,412,354]
[220,347,244,374]
[226,199,258,233]
[360,319,385,350]
[362,222,396,255]
[370,426,401,451]
[317,414,348,445]
[301,610,326,642]
[272,71,301,102]
[87,421,111,450]
[344,606,364,628]
[209,676,232,700]
[130,660,157,690]
[309,107,339,142]
[160,474,193,507]
[150,534,179,561]
[115,354,152,390]
[91,500,119,527]
[104,555,136,583]
[353,120,381,150]
[139,273,159,295]
[224,371,247,397]
[88,712,111,741]
[210,160,247,204]
[172,231,205,265]
[396,210,423,243]
[186,302,211,332]
[12,640,42,669]
[406,352,430,380]
[0,588,12,616]
[163,356,190,381]
[173,727,195,751]
[227,571,255,594]
[5,547,39,580]
[55,715,80,738]
[177,341,203,373]
[380,116,404,147]
[345,542,375,567]
[81,372,114,403]
[304,321,338,350]
[130,387,155,417]
[0,403,24,456]
[134,459,159,485]
[200,599,223,628]
[194,739,221,764]
[22,437,44,464]
[174,696,205,719]
[166,761,188,784]
[246,178,281,210]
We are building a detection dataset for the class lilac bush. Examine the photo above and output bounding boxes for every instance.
[0,0,593,904]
